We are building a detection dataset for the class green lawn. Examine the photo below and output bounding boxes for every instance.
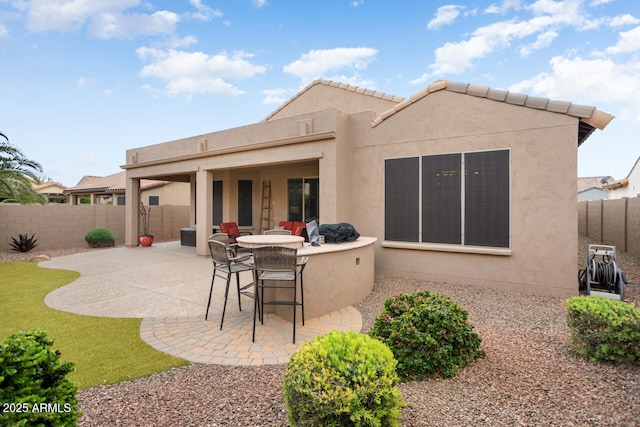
[0,261,189,390]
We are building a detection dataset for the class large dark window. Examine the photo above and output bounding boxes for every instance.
[213,180,223,226]
[385,157,419,242]
[237,180,252,226]
[288,178,319,222]
[385,149,510,248]
[464,150,510,248]
[422,154,461,244]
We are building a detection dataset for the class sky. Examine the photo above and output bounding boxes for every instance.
[0,0,638,187]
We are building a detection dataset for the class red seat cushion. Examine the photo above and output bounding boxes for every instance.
[278,221,294,231]
[220,222,241,243]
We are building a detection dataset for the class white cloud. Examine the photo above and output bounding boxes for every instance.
[413,0,588,84]
[590,0,613,6]
[283,47,378,85]
[485,0,522,14]
[188,0,223,21]
[26,0,140,32]
[24,0,195,39]
[609,14,640,27]
[606,25,640,54]
[427,5,464,30]
[520,29,558,56]
[351,0,365,7]
[261,88,292,105]
[510,54,640,121]
[88,10,179,39]
[137,48,266,97]
[76,77,93,89]
[251,0,268,8]
[0,24,9,42]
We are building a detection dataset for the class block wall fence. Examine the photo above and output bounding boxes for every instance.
[578,198,640,256]
[0,204,190,252]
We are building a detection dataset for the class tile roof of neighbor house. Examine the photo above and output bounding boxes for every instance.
[64,171,168,194]
[32,182,66,192]
[577,176,614,193]
[268,79,614,146]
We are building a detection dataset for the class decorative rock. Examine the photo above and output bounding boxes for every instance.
[29,254,50,262]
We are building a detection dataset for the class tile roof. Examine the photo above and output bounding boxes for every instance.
[263,78,404,122]
[65,171,168,194]
[602,156,640,190]
[265,79,614,146]
[371,80,614,145]
[577,176,614,193]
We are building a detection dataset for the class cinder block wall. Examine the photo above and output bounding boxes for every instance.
[579,198,640,257]
[0,204,190,252]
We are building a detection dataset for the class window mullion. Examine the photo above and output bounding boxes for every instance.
[418,156,422,242]
[460,153,465,246]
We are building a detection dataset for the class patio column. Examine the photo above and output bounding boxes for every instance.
[195,169,213,256]
[125,177,141,247]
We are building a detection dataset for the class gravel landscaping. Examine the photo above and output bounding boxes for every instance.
[3,235,639,426]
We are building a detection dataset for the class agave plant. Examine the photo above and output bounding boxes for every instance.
[10,233,38,252]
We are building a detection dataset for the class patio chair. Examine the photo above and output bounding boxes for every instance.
[209,233,251,260]
[219,222,252,244]
[252,246,308,344]
[205,239,258,330]
[263,229,292,235]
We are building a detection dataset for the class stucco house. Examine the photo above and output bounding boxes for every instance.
[603,157,640,199]
[122,79,614,297]
[65,171,189,206]
[577,176,613,201]
[32,181,68,203]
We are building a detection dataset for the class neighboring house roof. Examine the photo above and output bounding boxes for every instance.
[64,171,168,194]
[277,79,614,146]
[32,182,66,192]
[578,176,614,193]
[603,156,640,190]
[371,80,614,145]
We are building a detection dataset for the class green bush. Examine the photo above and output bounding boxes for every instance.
[369,291,484,380]
[283,330,404,427]
[84,228,116,248]
[0,329,81,426]
[566,296,640,365]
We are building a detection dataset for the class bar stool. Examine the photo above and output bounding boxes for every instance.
[252,246,308,343]
[205,239,257,330]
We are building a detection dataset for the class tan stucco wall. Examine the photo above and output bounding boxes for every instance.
[346,91,579,296]
[123,85,583,296]
[141,182,190,206]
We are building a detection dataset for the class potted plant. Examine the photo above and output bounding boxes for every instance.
[139,202,153,247]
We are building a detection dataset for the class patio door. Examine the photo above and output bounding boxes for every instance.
[288,178,319,223]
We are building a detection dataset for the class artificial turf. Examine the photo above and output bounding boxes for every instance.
[0,261,189,390]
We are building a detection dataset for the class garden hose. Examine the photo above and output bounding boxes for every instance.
[590,256,618,292]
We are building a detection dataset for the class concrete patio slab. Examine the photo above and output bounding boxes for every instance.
[40,241,363,365]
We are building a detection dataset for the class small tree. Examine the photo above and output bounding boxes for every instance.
[0,132,47,204]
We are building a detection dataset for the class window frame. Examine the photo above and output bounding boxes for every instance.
[383,148,511,254]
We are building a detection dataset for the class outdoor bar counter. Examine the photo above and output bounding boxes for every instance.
[238,236,377,322]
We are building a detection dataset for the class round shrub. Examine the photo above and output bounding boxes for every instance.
[566,296,640,365]
[0,329,81,426]
[84,228,116,248]
[370,291,484,380]
[283,330,404,427]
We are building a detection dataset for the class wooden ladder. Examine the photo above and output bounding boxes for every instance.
[260,180,272,234]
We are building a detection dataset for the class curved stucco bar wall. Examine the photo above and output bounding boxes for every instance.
[267,237,376,322]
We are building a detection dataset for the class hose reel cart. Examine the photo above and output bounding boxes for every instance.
[581,245,625,301]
